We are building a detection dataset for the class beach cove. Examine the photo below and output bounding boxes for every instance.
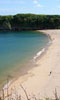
[0,31,49,90]
[1,30,60,100]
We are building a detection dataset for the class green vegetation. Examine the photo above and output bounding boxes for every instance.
[0,14,60,31]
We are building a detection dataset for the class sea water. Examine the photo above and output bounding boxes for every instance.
[0,31,49,89]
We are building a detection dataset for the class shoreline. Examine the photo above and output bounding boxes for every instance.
[0,30,50,99]
[1,29,60,100]
[0,30,50,98]
[0,31,48,90]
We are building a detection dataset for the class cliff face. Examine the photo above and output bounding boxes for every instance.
[0,27,43,31]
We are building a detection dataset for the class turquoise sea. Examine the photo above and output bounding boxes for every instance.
[0,31,49,89]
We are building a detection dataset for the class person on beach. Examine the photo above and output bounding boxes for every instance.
[49,71,52,76]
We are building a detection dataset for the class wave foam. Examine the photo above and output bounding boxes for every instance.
[33,48,45,60]
[33,40,52,61]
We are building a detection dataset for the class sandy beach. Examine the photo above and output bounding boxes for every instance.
[1,29,60,100]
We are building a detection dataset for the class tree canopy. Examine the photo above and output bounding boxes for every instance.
[0,14,60,30]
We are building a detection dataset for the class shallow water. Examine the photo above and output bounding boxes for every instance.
[0,31,49,89]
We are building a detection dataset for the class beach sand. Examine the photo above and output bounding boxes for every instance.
[1,29,60,100]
